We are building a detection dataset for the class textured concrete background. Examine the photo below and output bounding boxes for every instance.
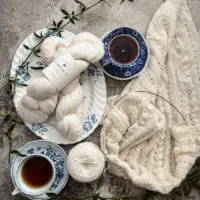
[0,0,200,199]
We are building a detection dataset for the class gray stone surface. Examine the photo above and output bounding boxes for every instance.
[0,0,200,199]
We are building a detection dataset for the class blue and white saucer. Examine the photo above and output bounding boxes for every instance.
[100,27,149,80]
[10,140,69,199]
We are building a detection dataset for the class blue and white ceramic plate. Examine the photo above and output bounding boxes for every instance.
[100,27,149,80]
[10,29,107,144]
[10,140,68,200]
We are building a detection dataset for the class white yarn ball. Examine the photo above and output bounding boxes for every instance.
[67,142,105,183]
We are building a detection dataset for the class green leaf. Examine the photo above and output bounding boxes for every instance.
[40,31,43,37]
[34,49,40,53]
[5,131,11,139]
[81,7,86,12]
[74,0,86,12]
[74,0,82,4]
[195,176,200,186]
[96,175,104,190]
[87,183,94,191]
[58,32,62,37]
[33,49,41,57]
[120,0,133,3]
[3,114,11,123]
[61,8,69,16]
[57,20,63,28]
[18,83,28,87]
[183,183,192,196]
[92,194,99,200]
[9,77,14,82]
[53,20,57,27]
[72,11,75,16]
[34,32,42,38]
[8,123,16,133]
[122,184,126,195]
[34,53,40,58]
[7,82,14,95]
[30,66,44,70]
[73,16,78,20]
[49,28,58,31]
[23,44,30,50]
[64,16,69,19]
[69,17,75,24]
[11,150,27,157]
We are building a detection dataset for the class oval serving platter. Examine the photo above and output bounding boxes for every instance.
[10,29,107,144]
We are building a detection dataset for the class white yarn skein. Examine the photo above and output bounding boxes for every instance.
[55,32,104,140]
[56,77,84,141]
[40,36,71,65]
[67,142,105,183]
[17,32,104,124]
[17,37,71,123]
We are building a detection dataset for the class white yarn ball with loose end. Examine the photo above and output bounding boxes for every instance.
[67,142,105,183]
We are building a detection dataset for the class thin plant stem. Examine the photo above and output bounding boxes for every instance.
[21,0,105,68]
[8,132,12,162]
[21,34,50,66]
[6,0,106,165]
[60,0,105,29]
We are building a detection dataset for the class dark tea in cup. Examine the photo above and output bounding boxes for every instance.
[21,155,53,188]
[109,35,139,64]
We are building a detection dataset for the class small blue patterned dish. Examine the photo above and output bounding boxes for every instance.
[10,140,69,200]
[100,27,149,80]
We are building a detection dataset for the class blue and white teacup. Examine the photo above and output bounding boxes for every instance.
[12,154,56,198]
[100,27,149,80]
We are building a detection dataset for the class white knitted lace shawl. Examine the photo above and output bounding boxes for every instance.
[101,0,200,194]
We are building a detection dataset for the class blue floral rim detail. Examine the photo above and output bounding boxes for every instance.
[100,27,149,80]
[10,140,69,199]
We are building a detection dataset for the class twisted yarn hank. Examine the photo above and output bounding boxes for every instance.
[67,142,105,183]
[17,36,70,123]
[55,32,104,141]
[16,32,104,127]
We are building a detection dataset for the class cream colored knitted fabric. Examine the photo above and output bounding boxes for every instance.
[101,0,200,194]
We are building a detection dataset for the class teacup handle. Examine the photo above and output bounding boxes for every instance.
[96,60,110,68]
[12,187,22,196]
[101,60,110,67]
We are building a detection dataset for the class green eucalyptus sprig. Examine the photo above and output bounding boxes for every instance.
[1,106,25,163]
[5,0,108,164]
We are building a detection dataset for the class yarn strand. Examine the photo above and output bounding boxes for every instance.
[136,90,187,124]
